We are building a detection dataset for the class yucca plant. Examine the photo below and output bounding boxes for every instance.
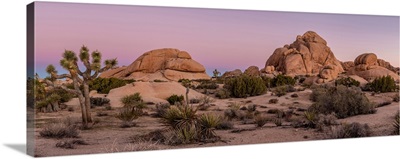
[197,114,221,140]
[304,111,318,128]
[116,106,139,128]
[394,112,400,135]
[163,104,198,129]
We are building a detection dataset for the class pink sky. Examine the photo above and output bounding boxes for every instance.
[34,2,399,77]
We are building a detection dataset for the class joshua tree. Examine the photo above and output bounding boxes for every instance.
[44,45,117,128]
[212,69,221,78]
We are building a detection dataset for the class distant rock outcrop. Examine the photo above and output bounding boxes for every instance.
[347,53,399,81]
[263,31,344,83]
[222,69,242,78]
[244,66,261,76]
[100,48,210,81]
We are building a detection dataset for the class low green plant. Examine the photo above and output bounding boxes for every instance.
[270,74,296,87]
[167,94,184,105]
[197,114,221,140]
[363,75,396,93]
[309,85,375,118]
[303,111,318,128]
[215,89,231,99]
[89,77,134,94]
[223,75,266,98]
[116,106,140,128]
[335,77,360,87]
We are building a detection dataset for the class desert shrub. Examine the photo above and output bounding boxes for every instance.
[224,103,242,120]
[52,88,74,103]
[167,94,184,105]
[116,106,140,128]
[89,77,134,94]
[393,94,400,102]
[224,75,266,98]
[393,112,399,135]
[55,139,89,149]
[120,93,147,115]
[303,111,318,128]
[267,108,282,114]
[90,97,110,107]
[154,103,171,117]
[196,81,219,89]
[328,122,371,139]
[291,93,299,98]
[335,77,360,87]
[105,105,112,110]
[363,75,396,93]
[153,79,166,82]
[247,104,257,112]
[121,93,143,105]
[178,78,190,83]
[270,74,296,87]
[197,114,221,140]
[272,85,295,97]
[274,118,283,126]
[198,96,215,111]
[216,118,234,130]
[96,111,108,117]
[163,105,221,144]
[254,115,269,127]
[67,107,74,112]
[269,98,279,104]
[215,89,231,99]
[309,85,375,118]
[262,76,273,88]
[40,118,79,138]
[189,98,200,104]
[163,105,198,128]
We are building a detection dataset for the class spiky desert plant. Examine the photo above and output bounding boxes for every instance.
[394,112,400,135]
[197,114,221,140]
[44,46,117,128]
[116,106,140,128]
[304,111,318,128]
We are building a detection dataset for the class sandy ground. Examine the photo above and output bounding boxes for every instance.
[33,84,400,157]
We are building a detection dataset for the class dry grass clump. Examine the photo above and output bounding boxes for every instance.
[328,122,371,139]
[216,118,234,130]
[269,98,279,104]
[55,139,89,149]
[254,115,269,127]
[40,117,79,138]
[198,95,215,111]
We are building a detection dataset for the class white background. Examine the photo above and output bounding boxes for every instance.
[0,0,399,158]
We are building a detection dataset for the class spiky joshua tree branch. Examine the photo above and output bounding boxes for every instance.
[45,45,117,128]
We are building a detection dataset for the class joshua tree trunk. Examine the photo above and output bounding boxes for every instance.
[83,81,92,123]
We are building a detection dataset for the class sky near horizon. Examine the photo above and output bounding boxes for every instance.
[34,2,399,78]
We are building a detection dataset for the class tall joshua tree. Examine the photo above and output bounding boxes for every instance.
[45,46,117,127]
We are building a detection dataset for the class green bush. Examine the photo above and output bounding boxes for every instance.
[120,93,146,116]
[309,85,375,118]
[224,75,266,98]
[335,77,360,87]
[270,74,296,87]
[121,93,143,106]
[196,81,219,89]
[215,89,231,99]
[116,106,140,128]
[89,77,134,94]
[167,94,184,105]
[52,88,74,103]
[363,75,396,93]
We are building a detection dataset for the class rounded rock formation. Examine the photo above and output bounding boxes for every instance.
[263,31,344,82]
[244,66,260,76]
[100,48,210,81]
[222,69,242,78]
[347,53,399,81]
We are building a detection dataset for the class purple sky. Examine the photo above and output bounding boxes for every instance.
[34,2,399,77]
